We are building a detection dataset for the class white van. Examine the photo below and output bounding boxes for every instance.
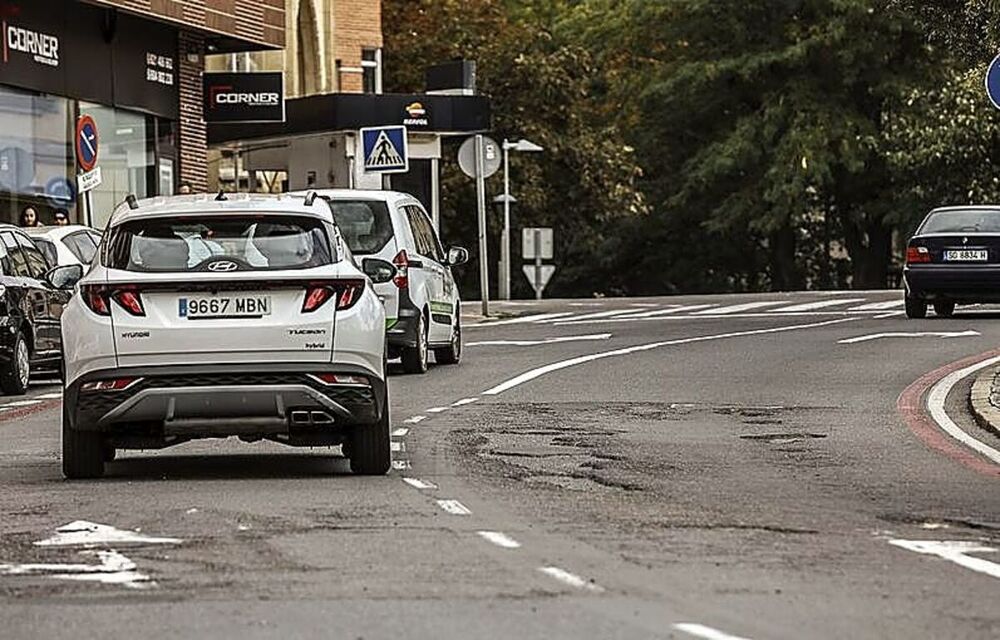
[293,190,468,374]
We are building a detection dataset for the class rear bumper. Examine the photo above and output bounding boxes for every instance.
[904,265,1000,302]
[65,363,386,437]
[386,290,421,348]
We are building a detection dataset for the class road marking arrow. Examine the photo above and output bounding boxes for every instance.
[838,330,980,344]
[0,550,152,589]
[34,520,182,548]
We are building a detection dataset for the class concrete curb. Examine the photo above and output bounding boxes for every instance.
[968,365,1000,439]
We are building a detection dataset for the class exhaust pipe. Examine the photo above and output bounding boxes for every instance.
[290,411,311,425]
[289,410,335,427]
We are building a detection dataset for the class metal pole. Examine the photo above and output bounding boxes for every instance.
[501,140,511,300]
[475,135,490,316]
[84,190,93,228]
[430,157,441,233]
[534,228,542,300]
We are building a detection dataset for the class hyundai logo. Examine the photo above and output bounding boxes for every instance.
[207,260,238,272]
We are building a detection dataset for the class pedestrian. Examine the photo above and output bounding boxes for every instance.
[53,209,69,226]
[177,181,192,195]
[18,205,41,228]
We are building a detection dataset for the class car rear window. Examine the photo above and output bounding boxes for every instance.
[920,209,1000,234]
[105,215,335,272]
[322,199,394,255]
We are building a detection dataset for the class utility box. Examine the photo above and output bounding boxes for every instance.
[426,60,477,96]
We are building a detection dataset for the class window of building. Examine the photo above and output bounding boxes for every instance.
[362,48,382,95]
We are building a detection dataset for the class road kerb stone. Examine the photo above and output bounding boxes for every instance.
[967,365,1000,438]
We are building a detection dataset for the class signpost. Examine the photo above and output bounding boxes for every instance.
[522,227,555,299]
[360,126,409,174]
[75,115,100,227]
[458,135,501,316]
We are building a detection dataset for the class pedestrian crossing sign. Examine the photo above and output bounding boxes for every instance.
[360,126,409,174]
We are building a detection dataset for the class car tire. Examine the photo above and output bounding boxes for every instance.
[62,402,105,479]
[933,301,955,318]
[434,316,462,365]
[348,388,391,475]
[904,296,927,319]
[401,313,429,374]
[0,332,30,396]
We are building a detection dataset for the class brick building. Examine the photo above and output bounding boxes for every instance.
[0,0,284,227]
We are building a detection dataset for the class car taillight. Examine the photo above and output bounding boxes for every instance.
[302,280,365,313]
[80,285,145,317]
[112,289,145,316]
[80,377,142,392]
[81,285,111,317]
[309,373,371,386]
[906,246,931,264]
[392,249,409,289]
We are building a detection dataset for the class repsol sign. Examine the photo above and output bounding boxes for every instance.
[3,22,59,67]
[203,72,285,123]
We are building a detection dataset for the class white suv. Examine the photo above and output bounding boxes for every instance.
[53,193,396,478]
[292,190,468,374]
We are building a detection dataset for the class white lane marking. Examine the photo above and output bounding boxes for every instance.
[557,309,641,322]
[477,531,522,549]
[538,566,604,592]
[392,460,412,470]
[436,499,472,516]
[874,311,904,319]
[926,355,1000,464]
[0,550,152,589]
[692,301,784,315]
[628,303,658,307]
[484,318,855,396]
[390,441,405,452]
[467,334,612,347]
[476,312,575,326]
[452,397,479,406]
[673,623,753,640]
[426,407,448,413]
[402,477,437,490]
[612,304,716,319]
[1,400,42,408]
[838,330,980,344]
[889,539,1000,580]
[392,428,409,437]
[403,415,427,424]
[34,521,182,548]
[768,298,865,313]
[849,300,904,311]
[34,392,63,400]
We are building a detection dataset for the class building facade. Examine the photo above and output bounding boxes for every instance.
[0,0,284,228]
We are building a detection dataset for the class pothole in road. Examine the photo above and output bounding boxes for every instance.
[739,432,828,444]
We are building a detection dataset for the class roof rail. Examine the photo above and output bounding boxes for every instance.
[303,190,318,206]
[215,190,228,201]
[125,194,139,210]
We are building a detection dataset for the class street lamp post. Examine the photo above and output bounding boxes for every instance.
[500,138,543,300]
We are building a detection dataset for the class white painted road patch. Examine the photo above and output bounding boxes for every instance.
[889,539,1000,579]
[477,531,521,549]
[436,499,472,516]
[674,622,754,640]
[402,477,437,490]
[838,330,980,344]
[403,415,426,424]
[35,521,182,548]
[538,566,603,592]
[0,549,151,589]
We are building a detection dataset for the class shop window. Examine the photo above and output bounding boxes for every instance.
[0,87,76,227]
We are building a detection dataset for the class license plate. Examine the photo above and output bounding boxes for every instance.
[178,295,271,319]
[943,249,988,262]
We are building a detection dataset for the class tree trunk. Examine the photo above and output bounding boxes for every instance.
[769,225,803,291]
[843,219,891,289]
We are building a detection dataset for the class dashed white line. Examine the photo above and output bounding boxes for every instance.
[538,566,603,592]
[476,530,522,549]
[874,311,905,319]
[692,301,784,315]
[768,298,865,313]
[34,392,63,400]
[392,428,409,437]
[467,334,612,347]
[426,407,448,413]
[392,460,412,470]
[483,318,856,396]
[436,499,472,516]
[402,477,437,490]
[673,623,753,640]
[403,415,427,424]
[1,400,42,408]
[452,397,479,407]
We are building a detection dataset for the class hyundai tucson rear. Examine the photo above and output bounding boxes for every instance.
[58,193,396,478]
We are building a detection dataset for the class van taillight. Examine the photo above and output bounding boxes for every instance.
[302,280,365,313]
[906,246,931,264]
[392,249,409,289]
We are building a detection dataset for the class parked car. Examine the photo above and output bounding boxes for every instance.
[292,189,468,374]
[24,225,102,267]
[57,192,396,478]
[904,205,1000,318]
[0,224,70,394]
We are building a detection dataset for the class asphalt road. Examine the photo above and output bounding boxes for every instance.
[1,291,998,639]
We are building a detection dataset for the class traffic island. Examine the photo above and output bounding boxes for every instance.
[968,366,1000,438]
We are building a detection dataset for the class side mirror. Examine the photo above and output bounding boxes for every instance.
[446,246,469,267]
[45,264,83,290]
[362,258,397,285]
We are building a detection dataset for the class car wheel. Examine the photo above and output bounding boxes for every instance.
[933,301,955,318]
[434,316,462,365]
[0,332,30,396]
[62,401,105,479]
[348,387,391,475]
[904,296,927,319]
[401,313,429,374]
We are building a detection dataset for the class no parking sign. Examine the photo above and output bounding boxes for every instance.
[76,115,99,172]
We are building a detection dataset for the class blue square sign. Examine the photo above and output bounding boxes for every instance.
[360,126,408,174]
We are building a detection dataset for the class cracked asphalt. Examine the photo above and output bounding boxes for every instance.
[0,292,998,639]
